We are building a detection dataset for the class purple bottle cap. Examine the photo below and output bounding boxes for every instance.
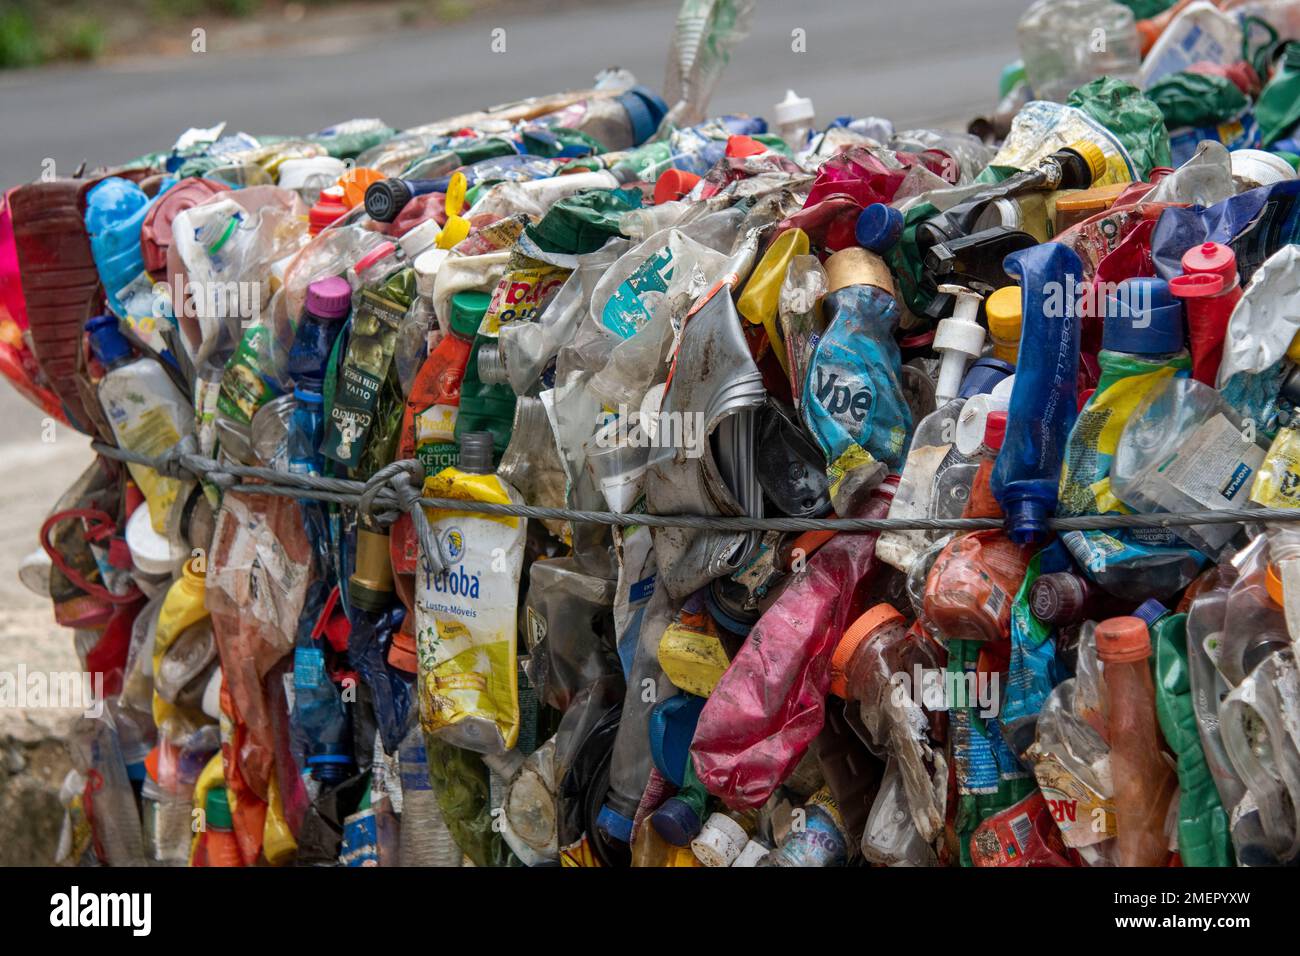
[305,275,352,319]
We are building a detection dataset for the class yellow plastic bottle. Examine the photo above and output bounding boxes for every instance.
[737,227,810,375]
[415,431,526,754]
[152,560,211,742]
[1251,409,1300,508]
[985,285,1023,365]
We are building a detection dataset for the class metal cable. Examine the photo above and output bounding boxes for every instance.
[91,440,1300,533]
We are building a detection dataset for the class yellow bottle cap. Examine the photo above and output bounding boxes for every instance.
[1287,330,1300,364]
[985,285,1023,360]
[1065,140,1107,186]
[658,625,731,698]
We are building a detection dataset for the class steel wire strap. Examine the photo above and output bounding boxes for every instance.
[90,440,1300,574]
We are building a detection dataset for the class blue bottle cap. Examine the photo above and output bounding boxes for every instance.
[293,386,324,404]
[85,315,132,367]
[1001,492,1054,545]
[1132,598,1168,627]
[617,86,669,147]
[595,804,634,844]
[856,203,904,253]
[1102,278,1185,355]
[650,797,702,846]
[647,694,706,787]
[958,357,1015,399]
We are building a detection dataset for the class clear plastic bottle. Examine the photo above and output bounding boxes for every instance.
[1218,535,1292,687]
[1017,0,1141,102]
[397,725,463,867]
[1111,377,1268,560]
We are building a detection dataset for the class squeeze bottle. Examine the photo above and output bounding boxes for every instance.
[991,242,1084,543]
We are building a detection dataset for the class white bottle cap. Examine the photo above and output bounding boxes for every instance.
[732,838,772,867]
[414,247,450,297]
[691,812,749,866]
[277,156,347,191]
[774,89,815,125]
[955,392,1011,457]
[399,218,443,260]
[126,502,184,576]
[201,666,224,720]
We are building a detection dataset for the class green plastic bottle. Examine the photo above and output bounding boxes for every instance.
[1258,43,1300,147]
[1151,611,1235,867]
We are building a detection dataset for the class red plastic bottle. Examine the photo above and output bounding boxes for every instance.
[1169,241,1241,386]
[691,477,896,810]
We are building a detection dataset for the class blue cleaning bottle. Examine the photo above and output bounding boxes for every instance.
[991,242,1084,544]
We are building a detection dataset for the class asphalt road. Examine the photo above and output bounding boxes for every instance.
[0,0,1026,626]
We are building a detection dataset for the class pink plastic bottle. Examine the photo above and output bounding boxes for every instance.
[690,477,897,810]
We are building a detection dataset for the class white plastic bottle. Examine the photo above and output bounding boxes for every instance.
[87,315,194,535]
[773,90,816,154]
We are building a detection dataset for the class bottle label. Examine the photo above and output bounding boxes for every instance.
[321,289,407,468]
[1251,426,1300,508]
[415,402,459,474]
[1155,412,1264,549]
[1031,751,1115,847]
[414,474,526,752]
[602,246,674,338]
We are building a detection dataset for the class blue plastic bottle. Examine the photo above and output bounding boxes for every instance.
[991,242,1084,543]
[288,275,352,392]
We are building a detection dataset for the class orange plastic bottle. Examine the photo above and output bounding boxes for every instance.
[1094,616,1177,867]
[201,787,244,867]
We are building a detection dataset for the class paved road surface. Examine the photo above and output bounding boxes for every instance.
[0,0,1026,648]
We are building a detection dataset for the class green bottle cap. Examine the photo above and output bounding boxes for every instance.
[449,290,492,339]
[205,787,233,830]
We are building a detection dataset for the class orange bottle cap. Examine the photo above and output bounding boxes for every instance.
[1094,615,1152,664]
[830,603,905,698]
[1266,563,1285,607]
[654,169,702,205]
[387,621,418,673]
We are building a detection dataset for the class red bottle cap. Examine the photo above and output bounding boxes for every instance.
[829,603,905,698]
[1147,167,1175,184]
[353,241,397,275]
[1169,271,1225,299]
[983,411,1007,451]
[725,135,767,158]
[1077,388,1095,411]
[654,169,702,205]
[1094,615,1152,663]
[1180,241,1236,284]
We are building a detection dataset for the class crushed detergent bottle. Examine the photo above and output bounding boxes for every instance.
[416,432,526,754]
[757,787,850,867]
[1057,277,1201,600]
[1026,624,1117,862]
[1253,407,1300,509]
[1111,377,1268,560]
[691,478,896,810]
[991,242,1084,544]
[86,315,194,535]
[1169,242,1241,387]
[1095,616,1177,866]
[802,247,911,514]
